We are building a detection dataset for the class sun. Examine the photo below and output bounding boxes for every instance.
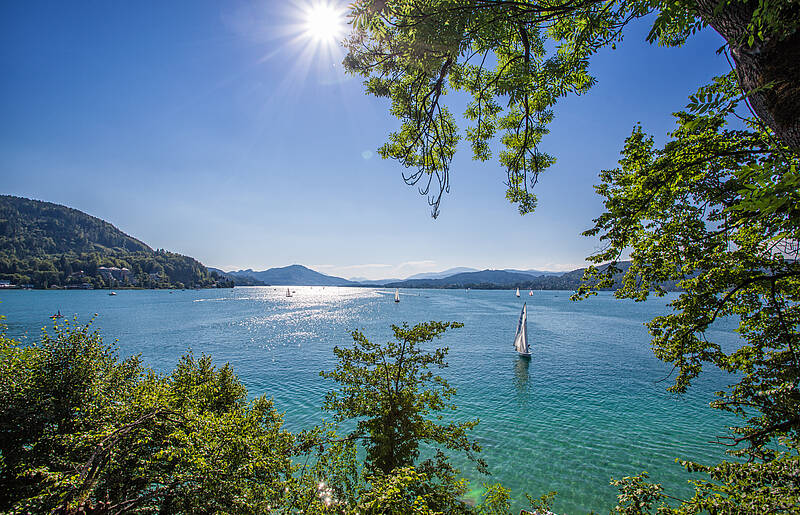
[301,1,346,46]
[277,0,349,85]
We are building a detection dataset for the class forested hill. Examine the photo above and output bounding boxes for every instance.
[226,265,358,286]
[0,195,153,256]
[383,262,680,291]
[0,195,232,289]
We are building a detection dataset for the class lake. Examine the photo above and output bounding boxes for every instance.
[0,287,740,513]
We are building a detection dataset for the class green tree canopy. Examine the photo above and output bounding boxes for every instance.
[345,0,800,511]
[581,70,800,512]
[0,316,543,514]
[0,318,295,513]
[344,0,798,216]
[321,321,483,468]
[320,321,488,512]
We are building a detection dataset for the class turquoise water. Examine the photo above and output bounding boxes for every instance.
[0,287,740,513]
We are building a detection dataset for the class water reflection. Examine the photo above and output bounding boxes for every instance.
[513,356,530,392]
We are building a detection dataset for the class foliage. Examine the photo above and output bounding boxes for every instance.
[346,0,799,510]
[0,318,294,513]
[525,490,558,514]
[284,422,363,513]
[610,456,800,513]
[1,316,552,514]
[320,321,496,511]
[321,322,483,473]
[0,195,232,289]
[577,68,800,510]
[344,0,799,216]
[609,472,668,514]
[357,466,454,514]
[475,483,511,515]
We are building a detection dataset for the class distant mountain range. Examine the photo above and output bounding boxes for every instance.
[381,264,631,290]
[219,265,572,287]
[217,262,668,291]
[502,268,563,277]
[224,265,359,286]
[404,267,478,280]
[348,277,403,285]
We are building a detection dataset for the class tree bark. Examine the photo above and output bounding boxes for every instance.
[696,0,800,152]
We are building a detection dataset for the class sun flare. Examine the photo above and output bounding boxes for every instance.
[301,1,346,46]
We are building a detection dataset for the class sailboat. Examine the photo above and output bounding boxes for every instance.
[513,303,530,358]
[285,288,292,297]
[529,290,533,296]
[515,287,520,297]
[394,288,400,303]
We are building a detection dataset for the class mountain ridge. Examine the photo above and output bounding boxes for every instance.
[226,265,570,286]
[221,264,661,291]
[225,264,359,286]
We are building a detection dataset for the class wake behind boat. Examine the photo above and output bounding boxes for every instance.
[513,302,530,358]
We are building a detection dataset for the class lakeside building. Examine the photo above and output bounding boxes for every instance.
[66,283,94,289]
[97,266,135,284]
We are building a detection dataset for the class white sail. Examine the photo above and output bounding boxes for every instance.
[515,287,520,297]
[529,290,533,296]
[394,288,400,302]
[513,303,529,356]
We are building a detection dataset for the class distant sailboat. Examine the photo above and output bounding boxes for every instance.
[513,303,530,358]
[529,290,533,296]
[394,288,400,303]
[50,310,63,319]
[515,287,520,297]
[286,288,292,297]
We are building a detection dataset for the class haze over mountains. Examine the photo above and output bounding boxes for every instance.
[221,265,358,286]
[213,261,689,292]
[404,267,478,280]
[213,263,633,291]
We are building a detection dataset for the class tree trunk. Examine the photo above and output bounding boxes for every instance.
[696,0,800,152]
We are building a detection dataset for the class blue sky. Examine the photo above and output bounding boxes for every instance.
[0,1,729,280]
